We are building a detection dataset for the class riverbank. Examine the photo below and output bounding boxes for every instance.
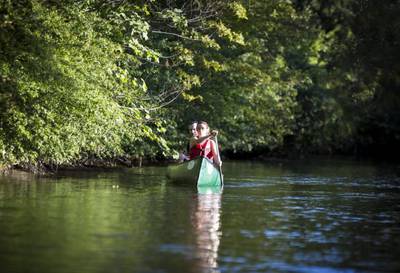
[0,156,176,175]
[3,152,399,177]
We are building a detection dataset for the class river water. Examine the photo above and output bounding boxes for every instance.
[0,159,399,273]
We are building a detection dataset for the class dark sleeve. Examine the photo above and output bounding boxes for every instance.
[187,141,191,153]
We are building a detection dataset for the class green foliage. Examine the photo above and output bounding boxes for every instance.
[290,0,400,155]
[1,0,399,170]
[0,1,165,169]
[168,0,315,153]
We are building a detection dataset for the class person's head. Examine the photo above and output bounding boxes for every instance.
[188,121,198,137]
[196,121,210,137]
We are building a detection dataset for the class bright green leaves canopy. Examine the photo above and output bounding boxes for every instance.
[1,0,399,170]
[0,1,164,169]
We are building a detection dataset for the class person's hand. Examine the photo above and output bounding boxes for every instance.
[210,130,218,137]
[214,161,222,168]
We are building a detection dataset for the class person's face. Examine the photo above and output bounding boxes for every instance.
[189,123,198,137]
[196,124,209,137]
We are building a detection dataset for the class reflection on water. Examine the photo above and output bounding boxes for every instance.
[192,187,223,273]
[1,159,400,273]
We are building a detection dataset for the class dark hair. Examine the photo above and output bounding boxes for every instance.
[188,121,198,132]
[197,121,209,129]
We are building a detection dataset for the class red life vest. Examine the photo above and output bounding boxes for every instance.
[189,139,214,160]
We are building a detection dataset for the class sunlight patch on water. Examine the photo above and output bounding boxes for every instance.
[263,229,281,238]
[267,261,357,273]
[284,176,348,185]
[224,178,277,188]
[239,230,258,239]
[219,259,359,273]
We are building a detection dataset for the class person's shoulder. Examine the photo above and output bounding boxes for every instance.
[189,137,198,146]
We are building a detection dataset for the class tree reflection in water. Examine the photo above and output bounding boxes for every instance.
[192,187,223,273]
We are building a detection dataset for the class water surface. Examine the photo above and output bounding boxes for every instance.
[1,159,399,273]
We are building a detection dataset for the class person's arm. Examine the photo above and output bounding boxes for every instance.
[189,137,198,148]
[210,139,222,166]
